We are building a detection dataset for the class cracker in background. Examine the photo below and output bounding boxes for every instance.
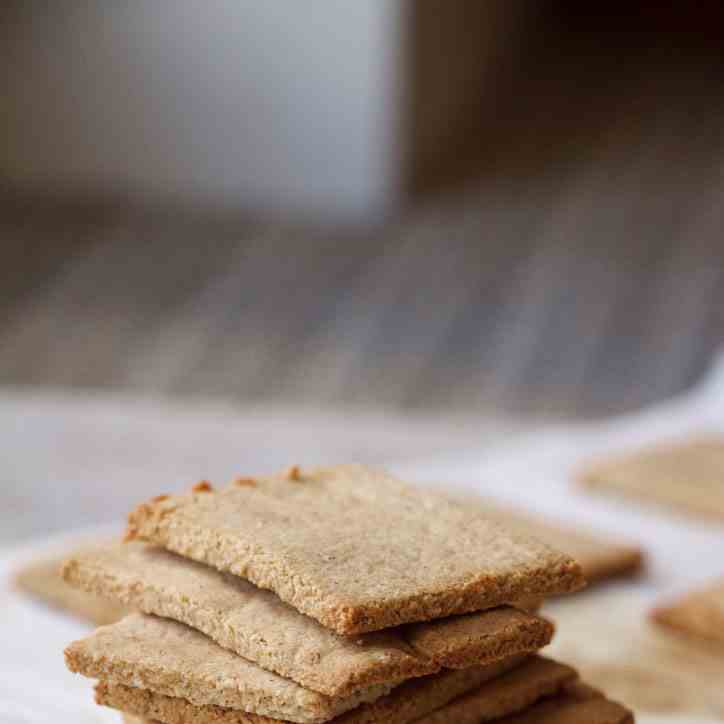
[97,656,567,724]
[579,435,724,520]
[63,542,553,696]
[66,613,390,724]
[15,551,127,626]
[477,503,643,586]
[652,577,724,647]
[126,464,584,635]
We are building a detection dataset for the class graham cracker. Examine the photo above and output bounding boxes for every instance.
[121,686,632,724]
[579,435,724,520]
[63,542,553,696]
[401,606,553,670]
[65,613,390,724]
[413,656,576,724]
[14,551,127,626]
[491,682,633,724]
[652,577,724,646]
[337,654,524,724]
[475,503,643,586]
[126,464,584,634]
[96,656,568,724]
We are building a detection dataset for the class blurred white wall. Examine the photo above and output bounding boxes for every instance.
[1,1,404,221]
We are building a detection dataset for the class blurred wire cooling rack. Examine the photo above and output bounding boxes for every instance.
[2,187,722,419]
[2,29,724,418]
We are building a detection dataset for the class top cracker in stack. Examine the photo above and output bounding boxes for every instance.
[124,464,584,634]
[63,465,634,724]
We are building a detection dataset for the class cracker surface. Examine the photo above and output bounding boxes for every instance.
[127,465,584,634]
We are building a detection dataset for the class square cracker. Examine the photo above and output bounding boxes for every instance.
[65,613,390,724]
[63,542,553,696]
[579,435,724,520]
[488,683,633,724]
[410,657,576,724]
[652,577,724,646]
[15,550,127,626]
[126,465,583,634]
[475,503,643,585]
[98,656,571,724]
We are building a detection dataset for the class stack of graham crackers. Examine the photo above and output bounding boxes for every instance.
[62,465,634,724]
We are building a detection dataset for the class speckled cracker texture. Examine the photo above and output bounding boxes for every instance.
[126,464,584,634]
[413,657,576,723]
[491,683,634,724]
[63,542,553,695]
[475,503,643,585]
[97,655,566,724]
[65,614,390,724]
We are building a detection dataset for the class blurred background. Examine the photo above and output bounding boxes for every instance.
[2,0,724,418]
[3,7,724,720]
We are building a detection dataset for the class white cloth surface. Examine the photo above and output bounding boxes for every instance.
[2,353,724,723]
[0,527,121,724]
[0,392,525,544]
